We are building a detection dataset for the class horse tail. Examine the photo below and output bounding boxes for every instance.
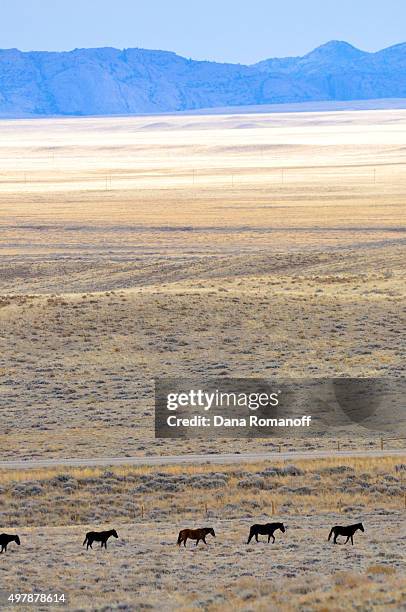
[83,536,88,546]
[177,532,182,545]
[328,528,335,541]
[247,526,254,544]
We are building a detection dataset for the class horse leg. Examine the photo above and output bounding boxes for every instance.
[255,533,259,542]
[184,537,187,547]
[247,532,253,544]
[333,532,338,544]
[203,537,207,545]
[268,534,271,543]
[351,535,354,545]
[272,534,275,543]
[344,536,350,544]
[195,538,200,546]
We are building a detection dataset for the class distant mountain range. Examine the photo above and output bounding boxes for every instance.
[1,41,406,117]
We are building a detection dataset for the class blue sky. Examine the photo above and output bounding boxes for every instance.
[2,0,405,63]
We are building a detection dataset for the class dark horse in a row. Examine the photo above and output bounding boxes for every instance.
[83,529,118,549]
[0,533,20,553]
[247,522,285,544]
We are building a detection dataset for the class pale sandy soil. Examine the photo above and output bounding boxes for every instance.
[0,109,405,460]
[0,110,404,611]
[0,514,404,612]
[0,457,405,611]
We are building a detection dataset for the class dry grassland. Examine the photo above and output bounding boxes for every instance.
[0,109,405,460]
[0,457,405,611]
[1,456,405,525]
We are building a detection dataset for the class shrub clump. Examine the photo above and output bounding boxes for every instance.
[238,476,266,489]
[259,465,304,477]
[319,465,354,475]
[12,482,44,497]
[132,472,229,493]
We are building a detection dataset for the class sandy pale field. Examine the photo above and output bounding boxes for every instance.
[0,110,405,610]
[0,457,405,611]
[0,109,405,460]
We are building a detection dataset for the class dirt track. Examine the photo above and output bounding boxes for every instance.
[0,448,404,471]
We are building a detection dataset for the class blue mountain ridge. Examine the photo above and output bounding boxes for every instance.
[0,40,405,117]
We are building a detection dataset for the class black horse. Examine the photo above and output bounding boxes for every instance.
[328,523,364,545]
[0,533,20,553]
[83,529,118,549]
[247,522,285,544]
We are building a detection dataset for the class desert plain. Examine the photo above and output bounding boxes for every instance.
[0,108,405,610]
[0,456,406,611]
[0,109,405,459]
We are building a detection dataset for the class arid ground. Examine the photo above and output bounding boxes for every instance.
[0,457,405,611]
[0,109,405,459]
[0,110,405,610]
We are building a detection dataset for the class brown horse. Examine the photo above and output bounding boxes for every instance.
[177,527,215,547]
